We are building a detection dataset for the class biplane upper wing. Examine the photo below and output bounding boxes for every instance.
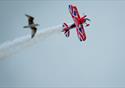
[69,5,86,41]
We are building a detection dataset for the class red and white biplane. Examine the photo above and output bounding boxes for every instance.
[62,5,90,42]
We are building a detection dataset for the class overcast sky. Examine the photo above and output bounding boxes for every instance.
[0,0,125,87]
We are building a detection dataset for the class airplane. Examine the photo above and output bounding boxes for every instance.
[62,5,90,42]
[24,14,39,38]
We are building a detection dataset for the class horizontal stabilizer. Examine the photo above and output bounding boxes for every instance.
[62,23,70,37]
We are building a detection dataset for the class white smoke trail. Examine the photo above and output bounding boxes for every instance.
[0,25,63,59]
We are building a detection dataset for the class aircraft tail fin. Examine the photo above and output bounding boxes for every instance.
[62,23,70,37]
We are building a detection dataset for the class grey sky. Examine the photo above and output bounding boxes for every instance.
[0,0,125,87]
